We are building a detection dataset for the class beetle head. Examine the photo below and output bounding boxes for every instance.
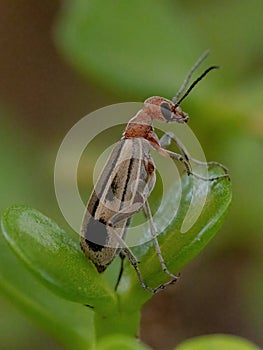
[144,96,189,124]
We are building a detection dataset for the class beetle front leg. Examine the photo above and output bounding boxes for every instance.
[160,131,190,162]
[156,145,192,176]
[159,132,230,181]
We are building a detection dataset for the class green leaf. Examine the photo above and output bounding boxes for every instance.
[0,226,94,350]
[55,0,263,99]
[97,334,151,350]
[175,334,261,350]
[118,167,231,306]
[1,206,116,313]
[0,167,231,342]
[54,0,205,97]
[0,207,142,344]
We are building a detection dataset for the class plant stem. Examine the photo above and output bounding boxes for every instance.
[94,308,141,341]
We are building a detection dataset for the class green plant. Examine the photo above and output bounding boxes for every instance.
[1,0,262,348]
[0,169,236,349]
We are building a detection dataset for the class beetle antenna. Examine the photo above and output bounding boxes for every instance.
[174,65,219,107]
[172,50,210,104]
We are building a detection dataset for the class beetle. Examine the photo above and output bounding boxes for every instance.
[80,52,230,293]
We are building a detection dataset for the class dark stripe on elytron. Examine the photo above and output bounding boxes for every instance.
[121,157,134,204]
[105,173,118,201]
[90,197,100,218]
[89,139,125,217]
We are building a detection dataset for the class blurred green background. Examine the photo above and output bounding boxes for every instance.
[0,1,262,349]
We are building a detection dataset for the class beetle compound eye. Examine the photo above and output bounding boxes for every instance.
[160,102,172,121]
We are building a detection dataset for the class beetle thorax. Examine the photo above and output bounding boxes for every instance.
[123,110,154,139]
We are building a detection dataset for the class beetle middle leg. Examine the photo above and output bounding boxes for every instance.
[108,212,156,294]
[114,251,125,291]
[107,229,157,294]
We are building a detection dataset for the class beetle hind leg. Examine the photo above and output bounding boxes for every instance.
[143,200,180,280]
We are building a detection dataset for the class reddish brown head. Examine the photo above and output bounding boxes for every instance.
[143,96,189,124]
[123,96,188,139]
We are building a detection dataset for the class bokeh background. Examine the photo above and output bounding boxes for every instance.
[0,1,262,349]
